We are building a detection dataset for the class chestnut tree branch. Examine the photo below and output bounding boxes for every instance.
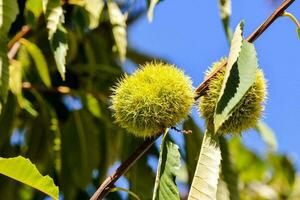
[91,0,296,199]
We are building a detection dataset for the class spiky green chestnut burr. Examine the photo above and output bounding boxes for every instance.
[111,62,195,137]
[199,59,267,135]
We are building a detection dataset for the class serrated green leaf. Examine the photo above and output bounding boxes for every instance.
[0,0,19,34]
[255,121,277,151]
[107,1,127,62]
[153,131,180,200]
[188,131,221,200]
[219,136,240,200]
[43,0,68,80]
[0,156,59,200]
[51,25,68,80]
[20,38,51,87]
[43,0,64,39]
[214,23,258,133]
[147,0,160,22]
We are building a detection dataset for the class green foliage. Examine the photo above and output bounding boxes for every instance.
[0,0,19,34]
[0,0,298,199]
[153,132,181,200]
[297,28,300,39]
[43,0,68,80]
[69,0,104,29]
[111,62,194,137]
[213,22,264,134]
[188,132,222,200]
[0,0,19,111]
[108,1,127,62]
[0,156,59,200]
[200,59,266,135]
[19,38,51,87]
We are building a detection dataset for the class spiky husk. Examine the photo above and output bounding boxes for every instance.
[199,59,267,135]
[111,62,195,137]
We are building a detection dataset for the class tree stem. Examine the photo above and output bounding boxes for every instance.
[194,0,296,99]
[91,0,296,199]
[281,11,300,29]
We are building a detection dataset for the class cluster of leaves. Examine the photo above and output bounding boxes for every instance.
[0,0,299,200]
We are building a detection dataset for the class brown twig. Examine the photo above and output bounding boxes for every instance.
[194,0,295,98]
[90,133,161,200]
[7,25,31,60]
[91,0,295,199]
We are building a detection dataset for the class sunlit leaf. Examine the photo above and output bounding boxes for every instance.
[51,25,68,80]
[153,131,180,200]
[20,38,51,87]
[25,0,43,22]
[297,28,300,39]
[214,22,258,133]
[108,1,127,62]
[85,93,101,118]
[43,0,68,80]
[188,131,221,200]
[255,121,277,151]
[0,0,19,34]
[0,156,59,200]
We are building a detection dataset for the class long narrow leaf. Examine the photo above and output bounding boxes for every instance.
[20,38,51,87]
[108,1,127,62]
[214,22,258,133]
[188,131,221,200]
[43,0,68,80]
[153,131,181,200]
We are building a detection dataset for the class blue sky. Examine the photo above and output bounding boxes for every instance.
[128,0,300,167]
